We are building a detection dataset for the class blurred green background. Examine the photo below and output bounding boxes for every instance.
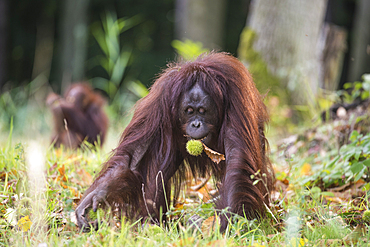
[1,0,370,148]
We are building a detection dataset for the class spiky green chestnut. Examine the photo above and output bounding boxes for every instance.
[362,210,370,222]
[89,208,104,220]
[186,140,204,156]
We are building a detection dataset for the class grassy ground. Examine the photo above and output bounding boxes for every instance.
[1,99,370,247]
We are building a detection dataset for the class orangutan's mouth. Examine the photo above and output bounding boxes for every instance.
[185,134,208,143]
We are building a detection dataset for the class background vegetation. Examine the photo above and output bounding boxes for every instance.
[1,0,370,246]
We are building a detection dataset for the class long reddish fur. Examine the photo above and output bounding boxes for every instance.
[81,52,274,229]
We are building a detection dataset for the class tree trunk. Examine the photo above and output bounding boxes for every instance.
[240,0,328,105]
[58,0,90,92]
[32,23,54,81]
[319,23,347,91]
[348,0,370,82]
[175,0,227,50]
[0,0,8,90]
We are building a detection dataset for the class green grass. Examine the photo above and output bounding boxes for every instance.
[1,102,370,246]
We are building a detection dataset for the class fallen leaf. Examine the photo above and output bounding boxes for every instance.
[173,202,184,210]
[201,215,219,235]
[202,144,225,164]
[69,186,81,197]
[48,162,58,173]
[5,208,17,226]
[206,239,227,247]
[55,148,63,158]
[57,165,67,182]
[300,163,312,176]
[197,186,211,202]
[76,169,93,186]
[60,182,68,189]
[64,155,82,165]
[289,237,308,247]
[251,243,266,247]
[177,237,195,247]
[190,177,210,191]
[0,169,18,180]
[17,216,32,232]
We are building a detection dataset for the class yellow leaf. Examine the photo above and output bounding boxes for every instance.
[251,243,266,247]
[173,202,184,211]
[17,215,32,232]
[290,237,308,247]
[55,148,63,157]
[64,155,82,165]
[300,163,312,176]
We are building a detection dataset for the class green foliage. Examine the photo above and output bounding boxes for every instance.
[2,75,370,244]
[0,79,50,134]
[237,28,301,138]
[1,121,25,172]
[171,39,209,60]
[91,11,145,101]
[363,210,370,222]
[339,131,370,182]
[337,74,370,103]
[237,28,284,98]
[301,130,370,188]
[2,133,370,245]
[0,136,28,240]
[90,11,148,124]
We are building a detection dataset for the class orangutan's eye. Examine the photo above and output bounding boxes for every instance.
[186,107,194,115]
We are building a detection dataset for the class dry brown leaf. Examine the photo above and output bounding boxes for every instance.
[202,144,225,164]
[57,164,67,182]
[197,186,211,202]
[327,182,352,192]
[190,177,210,191]
[69,186,81,198]
[206,239,227,247]
[0,169,18,180]
[60,181,68,189]
[201,215,219,235]
[177,237,195,247]
[48,162,58,173]
[173,202,184,210]
[76,169,93,186]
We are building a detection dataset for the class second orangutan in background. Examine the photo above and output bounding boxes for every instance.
[47,83,109,149]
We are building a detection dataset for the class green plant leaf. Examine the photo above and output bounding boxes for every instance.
[363,159,370,167]
[326,156,340,168]
[354,149,362,161]
[349,130,360,142]
[354,168,365,182]
[320,192,335,197]
[350,161,364,174]
[343,82,352,89]
[362,182,370,191]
